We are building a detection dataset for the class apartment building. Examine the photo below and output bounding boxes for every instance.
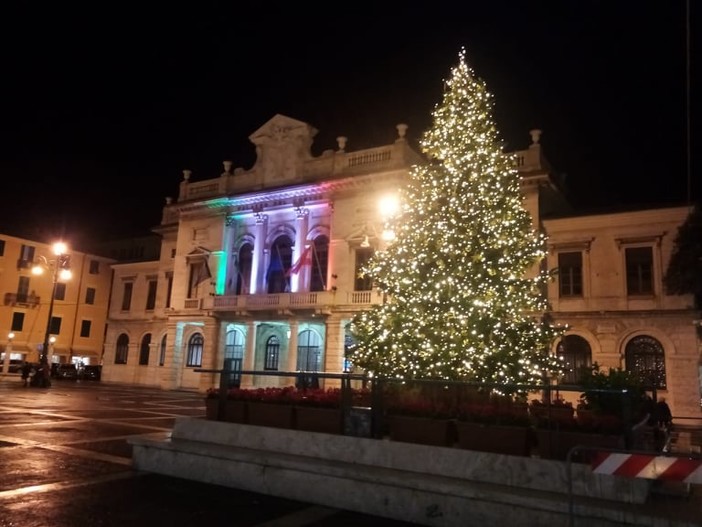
[0,234,114,370]
[100,114,701,417]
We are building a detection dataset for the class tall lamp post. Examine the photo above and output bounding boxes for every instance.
[32,242,71,388]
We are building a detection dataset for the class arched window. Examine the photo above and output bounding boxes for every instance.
[139,333,151,365]
[264,335,280,370]
[236,243,253,295]
[310,235,329,292]
[267,236,292,293]
[159,334,167,366]
[115,333,129,364]
[224,328,245,388]
[297,329,322,371]
[556,335,591,383]
[186,333,204,367]
[625,335,666,389]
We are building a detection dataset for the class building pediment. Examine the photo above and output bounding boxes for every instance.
[249,114,318,186]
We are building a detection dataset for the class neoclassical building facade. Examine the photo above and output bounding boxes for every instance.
[100,114,701,417]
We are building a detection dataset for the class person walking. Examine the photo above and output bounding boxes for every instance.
[20,361,31,387]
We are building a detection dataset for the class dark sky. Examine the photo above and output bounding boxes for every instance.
[0,2,696,249]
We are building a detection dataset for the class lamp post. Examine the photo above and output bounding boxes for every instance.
[32,242,71,388]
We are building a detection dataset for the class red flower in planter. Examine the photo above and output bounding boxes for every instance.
[295,389,343,408]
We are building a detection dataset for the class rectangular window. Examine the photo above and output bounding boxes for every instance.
[558,251,582,297]
[85,287,96,305]
[89,260,99,274]
[165,273,173,308]
[187,261,209,298]
[121,282,133,311]
[626,246,653,295]
[54,282,66,301]
[49,316,62,335]
[145,280,157,310]
[11,312,25,332]
[18,245,35,268]
[354,248,374,291]
[17,276,30,303]
[80,320,91,338]
[0,238,5,256]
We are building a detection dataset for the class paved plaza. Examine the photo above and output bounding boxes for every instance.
[0,377,416,527]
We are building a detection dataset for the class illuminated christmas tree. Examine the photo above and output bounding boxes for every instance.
[349,49,564,387]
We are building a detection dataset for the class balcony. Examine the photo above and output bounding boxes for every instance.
[201,289,384,313]
[4,292,40,307]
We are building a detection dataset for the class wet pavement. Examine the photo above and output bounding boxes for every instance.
[0,377,418,527]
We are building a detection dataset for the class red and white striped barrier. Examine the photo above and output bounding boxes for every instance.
[591,452,702,484]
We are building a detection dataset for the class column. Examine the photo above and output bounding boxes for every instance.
[250,214,268,294]
[200,318,219,392]
[286,321,299,386]
[323,316,346,389]
[291,208,309,292]
[241,321,257,387]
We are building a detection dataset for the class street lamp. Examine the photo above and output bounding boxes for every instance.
[32,242,71,388]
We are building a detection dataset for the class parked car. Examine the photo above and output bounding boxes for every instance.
[55,363,78,380]
[80,365,102,381]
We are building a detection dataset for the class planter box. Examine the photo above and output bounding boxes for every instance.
[223,401,248,424]
[536,429,624,462]
[456,421,531,457]
[205,399,218,421]
[295,406,342,434]
[248,402,295,429]
[388,415,455,447]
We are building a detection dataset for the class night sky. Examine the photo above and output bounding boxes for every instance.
[0,2,696,250]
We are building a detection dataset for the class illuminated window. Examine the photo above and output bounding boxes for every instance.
[115,333,129,364]
[267,236,292,293]
[224,329,244,387]
[186,333,204,367]
[236,243,253,295]
[310,236,329,292]
[558,252,582,297]
[264,335,280,370]
[625,335,666,389]
[297,329,322,371]
[556,335,591,383]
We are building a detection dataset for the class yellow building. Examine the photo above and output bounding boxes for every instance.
[0,234,114,370]
[100,114,700,417]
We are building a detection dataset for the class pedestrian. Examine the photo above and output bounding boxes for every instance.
[20,361,31,387]
[656,397,673,430]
